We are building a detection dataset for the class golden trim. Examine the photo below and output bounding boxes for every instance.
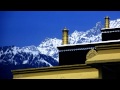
[86,49,98,60]
[86,52,120,64]
[12,64,90,75]
[96,44,120,48]
[14,67,98,79]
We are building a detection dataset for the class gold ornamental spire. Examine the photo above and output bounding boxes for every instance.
[62,27,69,45]
[105,16,110,28]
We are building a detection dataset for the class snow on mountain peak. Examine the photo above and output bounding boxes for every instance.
[69,21,103,44]
[69,30,84,44]
[43,38,62,47]
[110,19,120,28]
[37,38,62,61]
[21,45,40,55]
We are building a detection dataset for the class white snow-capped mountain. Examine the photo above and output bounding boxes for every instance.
[20,45,40,55]
[12,45,40,56]
[69,21,103,44]
[37,19,120,61]
[110,19,120,28]
[37,38,62,61]
[0,46,58,70]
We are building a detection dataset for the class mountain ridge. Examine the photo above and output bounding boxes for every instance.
[0,45,58,70]
[0,18,120,69]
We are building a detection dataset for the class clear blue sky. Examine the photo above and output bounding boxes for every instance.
[0,11,120,47]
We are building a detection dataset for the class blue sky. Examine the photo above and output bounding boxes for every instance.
[0,11,120,47]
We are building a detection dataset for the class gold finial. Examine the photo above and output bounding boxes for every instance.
[104,16,110,28]
[105,16,109,19]
[62,27,69,45]
[63,27,68,30]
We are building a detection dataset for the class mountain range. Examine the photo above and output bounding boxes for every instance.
[0,18,120,70]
